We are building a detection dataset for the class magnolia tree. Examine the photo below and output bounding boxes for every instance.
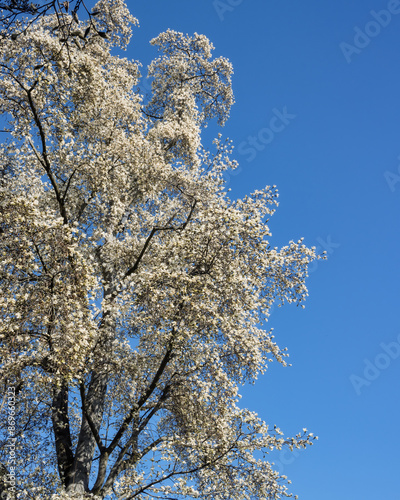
[0,1,321,498]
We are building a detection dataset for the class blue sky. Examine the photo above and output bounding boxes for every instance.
[123,1,400,499]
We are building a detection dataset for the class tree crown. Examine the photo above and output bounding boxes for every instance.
[0,2,320,498]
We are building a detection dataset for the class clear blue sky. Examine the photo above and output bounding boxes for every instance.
[123,2,400,499]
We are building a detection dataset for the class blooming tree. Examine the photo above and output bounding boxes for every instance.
[0,1,321,498]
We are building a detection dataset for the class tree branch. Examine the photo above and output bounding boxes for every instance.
[104,331,175,459]
[124,200,197,280]
[24,82,68,223]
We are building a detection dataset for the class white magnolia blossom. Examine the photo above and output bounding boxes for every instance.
[0,2,321,499]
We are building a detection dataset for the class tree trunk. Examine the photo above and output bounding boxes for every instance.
[66,371,107,494]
